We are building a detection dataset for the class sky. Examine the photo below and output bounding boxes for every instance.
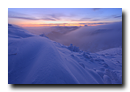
[8,8,122,27]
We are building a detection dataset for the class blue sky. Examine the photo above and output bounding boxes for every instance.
[8,8,122,27]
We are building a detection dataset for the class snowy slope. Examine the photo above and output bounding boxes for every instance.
[8,24,34,38]
[8,24,122,84]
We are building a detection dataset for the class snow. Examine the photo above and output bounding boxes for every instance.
[8,24,122,84]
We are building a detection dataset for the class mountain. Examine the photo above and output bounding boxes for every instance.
[8,24,122,84]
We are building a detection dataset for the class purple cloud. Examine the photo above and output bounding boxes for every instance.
[104,15,122,19]
[92,8,101,11]
[9,16,39,20]
[41,17,56,21]
[47,13,66,20]
[113,15,122,18]
[71,17,92,21]
[91,19,101,21]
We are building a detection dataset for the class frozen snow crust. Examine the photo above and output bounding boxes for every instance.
[8,24,122,84]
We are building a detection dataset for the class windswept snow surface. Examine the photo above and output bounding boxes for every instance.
[8,24,122,84]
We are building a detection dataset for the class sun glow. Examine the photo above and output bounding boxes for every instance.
[9,16,115,27]
[20,23,85,27]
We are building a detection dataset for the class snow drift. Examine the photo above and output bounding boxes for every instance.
[8,24,122,84]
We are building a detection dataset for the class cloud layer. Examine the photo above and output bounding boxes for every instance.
[24,21,122,52]
[50,22,122,52]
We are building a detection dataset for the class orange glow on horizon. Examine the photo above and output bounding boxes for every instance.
[9,18,113,27]
[19,23,105,27]
[20,24,86,27]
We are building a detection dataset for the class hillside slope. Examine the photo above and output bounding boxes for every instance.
[8,24,122,84]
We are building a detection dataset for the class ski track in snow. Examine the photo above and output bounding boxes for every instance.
[8,24,122,84]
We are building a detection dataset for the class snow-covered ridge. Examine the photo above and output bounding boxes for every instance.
[8,24,34,38]
[8,24,122,84]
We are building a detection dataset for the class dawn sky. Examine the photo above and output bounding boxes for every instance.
[8,8,122,27]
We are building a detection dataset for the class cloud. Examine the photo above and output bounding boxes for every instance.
[91,19,101,21]
[46,13,66,20]
[8,11,40,20]
[71,19,85,21]
[9,15,58,21]
[92,8,101,11]
[53,22,122,52]
[104,15,122,19]
[81,18,92,20]
[41,17,56,21]
[40,13,73,21]
[113,15,122,18]
[45,13,83,21]
[71,17,92,21]
[8,12,58,21]
[9,14,60,21]
[48,14,60,20]
[82,18,92,20]
[8,11,63,21]
[71,17,102,22]
[90,23,106,24]
[79,23,87,24]
[9,16,39,20]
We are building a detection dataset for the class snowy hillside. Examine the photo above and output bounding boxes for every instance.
[8,24,122,84]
